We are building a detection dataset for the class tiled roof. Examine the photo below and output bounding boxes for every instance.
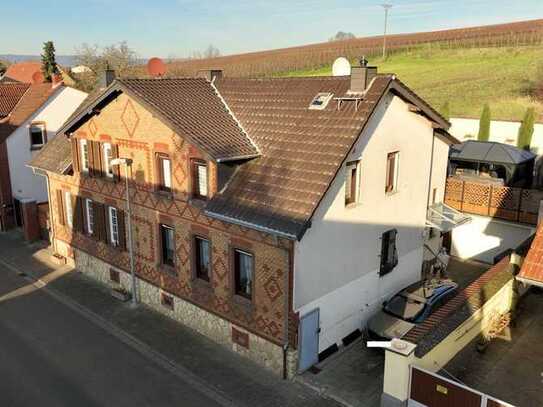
[403,257,513,357]
[39,74,450,238]
[29,132,72,174]
[4,62,42,83]
[518,224,543,286]
[0,83,57,144]
[207,75,393,238]
[0,83,29,118]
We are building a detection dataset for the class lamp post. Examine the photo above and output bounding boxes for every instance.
[110,157,137,307]
[381,4,393,60]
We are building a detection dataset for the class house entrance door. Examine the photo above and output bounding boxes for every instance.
[298,308,319,372]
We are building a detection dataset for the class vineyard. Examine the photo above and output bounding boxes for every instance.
[151,19,543,78]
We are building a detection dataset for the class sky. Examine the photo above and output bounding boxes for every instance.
[1,0,542,58]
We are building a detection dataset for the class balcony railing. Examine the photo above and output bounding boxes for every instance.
[444,177,543,225]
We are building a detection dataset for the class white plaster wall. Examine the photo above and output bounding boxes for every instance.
[451,214,534,263]
[7,86,87,203]
[449,117,543,155]
[294,93,451,351]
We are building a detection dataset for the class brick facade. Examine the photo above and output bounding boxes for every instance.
[47,93,298,375]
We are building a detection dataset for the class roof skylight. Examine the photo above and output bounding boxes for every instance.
[309,92,333,110]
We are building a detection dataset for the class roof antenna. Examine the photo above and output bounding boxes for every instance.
[359,56,368,67]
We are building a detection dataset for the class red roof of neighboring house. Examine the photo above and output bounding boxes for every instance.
[518,224,543,286]
[0,82,57,143]
[0,83,30,118]
[4,62,42,84]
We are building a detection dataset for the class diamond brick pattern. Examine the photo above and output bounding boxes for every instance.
[121,99,140,138]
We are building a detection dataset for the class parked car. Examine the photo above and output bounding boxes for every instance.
[366,279,458,341]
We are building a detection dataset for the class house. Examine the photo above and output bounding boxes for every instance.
[2,61,76,87]
[29,62,457,377]
[0,79,87,233]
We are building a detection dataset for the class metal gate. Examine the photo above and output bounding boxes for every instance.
[298,308,319,372]
[408,366,514,407]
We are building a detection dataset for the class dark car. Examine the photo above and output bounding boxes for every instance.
[366,279,458,341]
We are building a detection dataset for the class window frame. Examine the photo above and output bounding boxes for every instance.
[233,248,254,301]
[157,153,172,193]
[29,122,47,150]
[109,268,120,284]
[102,143,114,179]
[108,206,120,247]
[80,139,89,173]
[193,235,211,282]
[85,198,94,236]
[385,151,400,194]
[64,191,73,229]
[160,224,175,268]
[380,229,399,276]
[345,160,360,206]
[192,159,208,199]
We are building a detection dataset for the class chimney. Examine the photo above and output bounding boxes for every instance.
[349,57,377,93]
[98,66,116,90]
[52,73,64,89]
[197,69,223,83]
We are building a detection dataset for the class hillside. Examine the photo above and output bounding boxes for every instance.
[278,45,543,122]
[160,19,543,78]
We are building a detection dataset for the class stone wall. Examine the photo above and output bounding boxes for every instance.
[75,248,298,377]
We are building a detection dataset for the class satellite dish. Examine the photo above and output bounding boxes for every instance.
[147,57,166,77]
[31,71,44,84]
[332,57,351,77]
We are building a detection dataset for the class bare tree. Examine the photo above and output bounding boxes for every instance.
[73,41,139,92]
[189,44,221,60]
[329,31,356,42]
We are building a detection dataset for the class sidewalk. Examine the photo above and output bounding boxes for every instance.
[0,231,343,407]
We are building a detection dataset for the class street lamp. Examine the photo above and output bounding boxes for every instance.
[381,4,393,60]
[110,157,137,307]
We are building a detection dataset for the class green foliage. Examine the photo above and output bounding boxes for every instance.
[0,59,8,75]
[517,107,536,150]
[440,101,451,121]
[478,104,491,142]
[41,41,59,82]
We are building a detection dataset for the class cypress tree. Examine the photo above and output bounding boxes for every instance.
[517,107,536,151]
[440,101,451,121]
[478,104,491,142]
[41,41,59,82]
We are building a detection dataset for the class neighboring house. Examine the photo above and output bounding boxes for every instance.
[3,61,76,87]
[71,65,92,74]
[0,80,87,231]
[29,64,457,377]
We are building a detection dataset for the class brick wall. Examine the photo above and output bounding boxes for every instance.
[47,93,298,371]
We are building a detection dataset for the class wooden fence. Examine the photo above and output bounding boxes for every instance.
[444,178,543,225]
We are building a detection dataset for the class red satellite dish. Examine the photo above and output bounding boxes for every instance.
[31,71,44,84]
[147,57,166,77]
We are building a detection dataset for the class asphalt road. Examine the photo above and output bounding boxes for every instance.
[0,263,226,407]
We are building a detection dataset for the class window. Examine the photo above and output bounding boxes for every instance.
[194,236,210,281]
[234,249,253,300]
[385,152,399,193]
[109,268,120,284]
[160,224,175,267]
[161,292,174,310]
[64,191,73,229]
[108,207,119,246]
[309,92,333,110]
[80,139,89,173]
[192,160,208,198]
[380,229,398,276]
[157,154,172,192]
[345,160,360,205]
[103,143,114,178]
[29,123,46,149]
[85,199,94,235]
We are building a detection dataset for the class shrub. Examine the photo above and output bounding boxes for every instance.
[517,107,536,151]
[478,104,491,142]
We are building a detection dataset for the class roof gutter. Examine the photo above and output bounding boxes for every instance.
[216,154,260,163]
[204,209,297,240]
[516,275,543,288]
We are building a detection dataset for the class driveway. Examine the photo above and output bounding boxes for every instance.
[445,288,543,407]
[298,339,384,407]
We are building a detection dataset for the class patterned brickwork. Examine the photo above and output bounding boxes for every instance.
[48,93,296,348]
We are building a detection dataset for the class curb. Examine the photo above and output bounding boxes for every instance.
[0,256,238,407]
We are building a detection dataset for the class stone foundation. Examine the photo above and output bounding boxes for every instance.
[73,248,298,378]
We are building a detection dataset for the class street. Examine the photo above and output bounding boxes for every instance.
[0,261,227,407]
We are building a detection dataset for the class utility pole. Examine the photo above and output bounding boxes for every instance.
[381,4,393,60]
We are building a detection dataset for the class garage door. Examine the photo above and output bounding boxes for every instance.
[408,366,514,407]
